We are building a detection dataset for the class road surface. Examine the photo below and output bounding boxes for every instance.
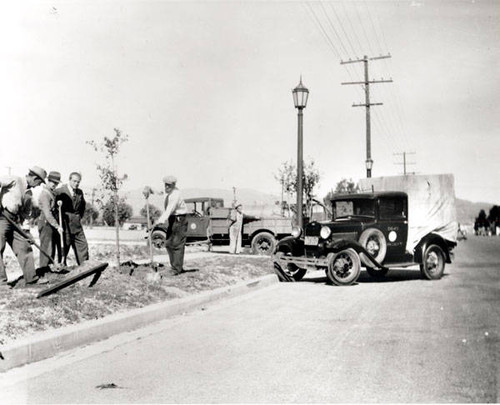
[1,235,499,403]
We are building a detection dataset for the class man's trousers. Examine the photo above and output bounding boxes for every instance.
[38,223,61,268]
[0,213,37,283]
[165,215,188,274]
[63,230,89,265]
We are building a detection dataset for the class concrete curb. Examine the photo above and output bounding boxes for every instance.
[0,274,279,372]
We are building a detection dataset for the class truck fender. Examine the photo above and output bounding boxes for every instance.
[414,233,453,264]
[326,239,385,270]
[275,235,304,255]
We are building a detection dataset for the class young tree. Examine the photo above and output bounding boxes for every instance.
[87,128,129,265]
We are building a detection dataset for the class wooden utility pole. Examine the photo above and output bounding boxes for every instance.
[341,54,392,178]
[394,151,416,175]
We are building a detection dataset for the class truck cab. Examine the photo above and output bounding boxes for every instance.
[151,197,294,255]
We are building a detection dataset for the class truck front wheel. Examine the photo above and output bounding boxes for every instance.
[251,231,276,255]
[420,244,445,280]
[326,249,361,286]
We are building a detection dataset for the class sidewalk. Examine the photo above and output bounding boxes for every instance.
[0,272,279,372]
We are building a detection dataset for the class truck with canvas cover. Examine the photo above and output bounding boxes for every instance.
[272,174,458,285]
[151,197,294,255]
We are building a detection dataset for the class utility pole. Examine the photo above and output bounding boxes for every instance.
[394,151,416,175]
[232,187,237,207]
[341,54,392,178]
[5,166,12,175]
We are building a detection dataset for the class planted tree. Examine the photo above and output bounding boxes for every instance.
[87,128,129,265]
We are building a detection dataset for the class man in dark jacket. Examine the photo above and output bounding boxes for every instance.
[56,172,88,265]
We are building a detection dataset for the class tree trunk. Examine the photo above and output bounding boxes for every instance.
[114,191,120,267]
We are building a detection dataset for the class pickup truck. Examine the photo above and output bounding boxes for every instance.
[273,175,458,285]
[151,197,294,255]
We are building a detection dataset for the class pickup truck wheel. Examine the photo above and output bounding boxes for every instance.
[273,252,306,282]
[365,266,389,279]
[359,228,387,266]
[251,232,276,255]
[326,248,361,286]
[420,244,445,280]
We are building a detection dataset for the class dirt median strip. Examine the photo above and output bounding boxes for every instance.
[0,273,279,372]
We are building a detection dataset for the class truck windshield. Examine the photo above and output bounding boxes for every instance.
[333,199,375,219]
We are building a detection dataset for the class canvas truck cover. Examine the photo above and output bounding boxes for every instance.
[359,174,458,252]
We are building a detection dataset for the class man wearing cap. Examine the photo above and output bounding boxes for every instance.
[153,175,188,275]
[0,166,48,286]
[37,171,63,274]
[229,203,244,254]
[56,172,88,265]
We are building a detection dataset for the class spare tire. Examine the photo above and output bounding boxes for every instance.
[358,228,387,266]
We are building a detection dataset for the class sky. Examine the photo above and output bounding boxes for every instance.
[1,0,499,204]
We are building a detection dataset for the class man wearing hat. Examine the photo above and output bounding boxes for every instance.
[37,171,64,274]
[229,202,244,254]
[153,175,188,275]
[56,172,88,265]
[0,166,48,286]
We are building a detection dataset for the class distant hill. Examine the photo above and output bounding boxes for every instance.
[121,187,493,225]
[456,198,493,225]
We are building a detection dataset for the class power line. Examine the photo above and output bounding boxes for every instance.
[393,151,416,175]
[341,54,393,178]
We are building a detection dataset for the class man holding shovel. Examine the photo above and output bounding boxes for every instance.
[56,172,89,265]
[0,166,48,286]
[37,171,64,275]
[152,176,188,276]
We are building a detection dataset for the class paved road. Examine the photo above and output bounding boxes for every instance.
[2,236,499,403]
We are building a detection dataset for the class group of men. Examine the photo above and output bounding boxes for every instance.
[1,166,208,285]
[0,166,88,287]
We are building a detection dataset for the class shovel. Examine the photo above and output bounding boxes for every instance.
[144,189,154,267]
[57,200,67,266]
[1,211,66,273]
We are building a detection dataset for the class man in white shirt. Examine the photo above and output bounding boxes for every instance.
[153,175,188,275]
[0,166,47,286]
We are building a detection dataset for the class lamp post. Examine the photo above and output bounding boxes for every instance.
[365,158,373,178]
[292,77,309,228]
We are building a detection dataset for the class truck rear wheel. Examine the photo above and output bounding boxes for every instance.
[359,228,387,266]
[326,249,361,286]
[420,244,445,280]
[273,252,307,282]
[251,232,276,255]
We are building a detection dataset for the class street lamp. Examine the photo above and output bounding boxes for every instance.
[292,77,309,228]
[365,158,373,178]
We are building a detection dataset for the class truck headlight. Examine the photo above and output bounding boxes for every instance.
[320,226,332,239]
[291,227,302,238]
